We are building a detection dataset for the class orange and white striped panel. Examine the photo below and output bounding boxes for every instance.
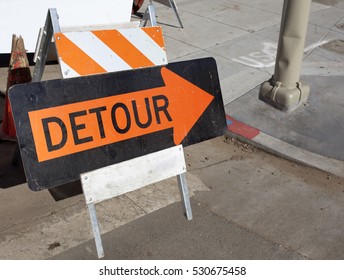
[54,26,167,78]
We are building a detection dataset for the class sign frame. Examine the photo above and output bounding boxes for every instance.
[81,144,192,258]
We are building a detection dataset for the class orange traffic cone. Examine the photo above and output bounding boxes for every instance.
[1,35,32,140]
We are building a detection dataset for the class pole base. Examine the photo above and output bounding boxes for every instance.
[259,78,310,112]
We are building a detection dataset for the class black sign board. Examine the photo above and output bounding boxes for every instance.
[9,58,226,190]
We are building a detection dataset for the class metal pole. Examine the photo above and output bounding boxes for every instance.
[87,203,105,259]
[259,0,312,112]
[169,0,184,28]
[177,174,193,220]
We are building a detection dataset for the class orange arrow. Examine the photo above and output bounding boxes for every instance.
[160,67,214,144]
[28,67,214,162]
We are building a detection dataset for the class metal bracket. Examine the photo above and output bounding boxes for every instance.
[32,8,61,82]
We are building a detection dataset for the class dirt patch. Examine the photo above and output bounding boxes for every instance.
[223,135,260,154]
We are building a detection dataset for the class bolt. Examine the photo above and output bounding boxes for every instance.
[84,176,88,180]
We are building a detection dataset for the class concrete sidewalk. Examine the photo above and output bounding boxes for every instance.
[51,136,344,260]
[0,0,344,260]
[159,0,344,177]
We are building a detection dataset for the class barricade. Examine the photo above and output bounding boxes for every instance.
[6,4,225,260]
[32,9,167,80]
[55,27,167,78]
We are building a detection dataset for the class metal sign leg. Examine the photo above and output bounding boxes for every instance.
[169,0,184,28]
[87,203,105,259]
[32,8,61,82]
[140,3,157,27]
[177,173,193,220]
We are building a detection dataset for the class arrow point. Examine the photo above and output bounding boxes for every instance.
[161,67,214,145]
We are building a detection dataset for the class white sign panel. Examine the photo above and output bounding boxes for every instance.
[0,0,132,54]
[81,145,186,205]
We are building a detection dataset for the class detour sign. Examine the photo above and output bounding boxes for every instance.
[9,58,226,190]
[29,68,213,162]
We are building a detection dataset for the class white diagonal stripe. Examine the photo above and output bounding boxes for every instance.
[118,28,167,66]
[63,31,132,72]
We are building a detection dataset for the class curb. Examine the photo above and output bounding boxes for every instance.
[226,115,344,179]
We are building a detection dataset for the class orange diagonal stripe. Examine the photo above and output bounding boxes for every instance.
[92,30,154,69]
[142,27,165,49]
[54,33,106,76]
